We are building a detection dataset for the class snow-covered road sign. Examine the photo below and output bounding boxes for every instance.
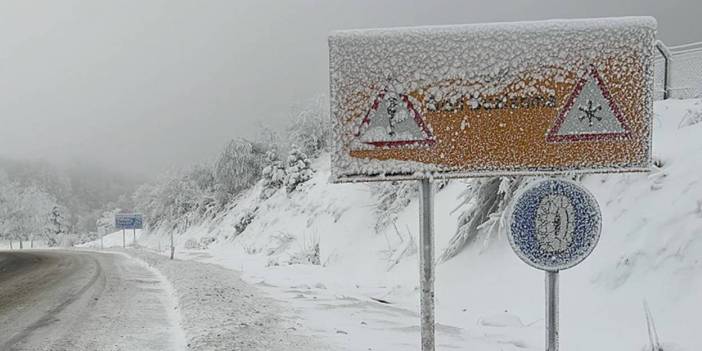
[115,213,144,230]
[546,66,631,142]
[508,179,602,271]
[329,17,656,182]
[355,88,435,148]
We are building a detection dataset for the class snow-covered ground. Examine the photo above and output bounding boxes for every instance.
[87,98,702,350]
[120,249,324,351]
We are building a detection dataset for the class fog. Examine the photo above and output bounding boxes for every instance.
[0,0,699,176]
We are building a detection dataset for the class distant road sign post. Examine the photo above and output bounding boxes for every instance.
[115,213,144,230]
[329,17,655,351]
[115,214,144,248]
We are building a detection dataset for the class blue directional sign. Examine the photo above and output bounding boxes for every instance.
[115,213,144,230]
[508,179,601,271]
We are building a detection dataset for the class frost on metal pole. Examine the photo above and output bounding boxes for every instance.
[507,179,602,351]
[655,40,673,99]
[545,271,559,351]
[329,17,654,350]
[419,178,435,351]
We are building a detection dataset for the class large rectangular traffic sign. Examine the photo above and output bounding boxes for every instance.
[115,213,143,230]
[329,17,656,182]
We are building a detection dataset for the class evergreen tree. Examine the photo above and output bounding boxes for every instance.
[47,206,66,247]
[284,145,313,193]
[260,150,286,199]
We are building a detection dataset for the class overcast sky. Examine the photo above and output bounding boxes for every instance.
[0,0,699,176]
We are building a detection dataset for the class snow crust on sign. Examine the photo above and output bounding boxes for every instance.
[329,17,657,181]
[552,72,628,136]
[508,179,602,271]
[355,92,429,145]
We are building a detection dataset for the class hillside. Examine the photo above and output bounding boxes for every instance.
[97,98,702,350]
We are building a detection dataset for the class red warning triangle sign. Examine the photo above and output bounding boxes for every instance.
[354,88,435,148]
[547,66,631,143]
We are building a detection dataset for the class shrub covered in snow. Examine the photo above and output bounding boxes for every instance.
[371,181,418,234]
[439,177,526,262]
[284,145,314,193]
[234,209,256,235]
[289,242,321,265]
[184,236,216,250]
[678,100,702,128]
[260,151,286,199]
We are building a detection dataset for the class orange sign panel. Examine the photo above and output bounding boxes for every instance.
[329,17,656,182]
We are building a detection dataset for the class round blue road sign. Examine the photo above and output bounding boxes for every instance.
[508,179,602,271]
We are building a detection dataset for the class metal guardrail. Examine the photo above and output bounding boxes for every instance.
[654,40,702,100]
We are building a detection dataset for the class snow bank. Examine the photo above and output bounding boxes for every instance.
[81,229,144,249]
[125,98,700,350]
[108,250,188,351]
[121,249,323,351]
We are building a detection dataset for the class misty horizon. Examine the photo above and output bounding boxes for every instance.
[1,0,700,177]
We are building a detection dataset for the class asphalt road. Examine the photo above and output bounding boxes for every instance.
[0,250,184,351]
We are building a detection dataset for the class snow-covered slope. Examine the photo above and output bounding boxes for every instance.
[102,98,702,350]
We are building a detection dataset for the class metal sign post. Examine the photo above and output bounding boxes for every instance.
[546,270,559,351]
[419,178,435,351]
[122,229,126,248]
[133,228,136,246]
[170,231,174,260]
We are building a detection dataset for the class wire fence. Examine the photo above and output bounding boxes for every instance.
[654,41,702,100]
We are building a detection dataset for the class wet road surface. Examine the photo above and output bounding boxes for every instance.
[0,250,184,351]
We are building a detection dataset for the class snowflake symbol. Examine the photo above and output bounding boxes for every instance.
[578,100,603,127]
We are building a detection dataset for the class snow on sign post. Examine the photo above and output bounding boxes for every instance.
[329,17,655,351]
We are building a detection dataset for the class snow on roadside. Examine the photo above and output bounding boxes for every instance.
[110,250,188,351]
[121,249,325,351]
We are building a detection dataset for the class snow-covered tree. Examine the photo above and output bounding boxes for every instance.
[214,139,266,204]
[284,145,313,193]
[21,186,57,247]
[132,163,222,231]
[0,177,57,248]
[260,150,286,199]
[0,157,143,235]
[287,95,329,157]
[0,179,21,248]
[371,181,418,234]
[46,205,68,247]
[438,177,526,262]
[96,208,120,235]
